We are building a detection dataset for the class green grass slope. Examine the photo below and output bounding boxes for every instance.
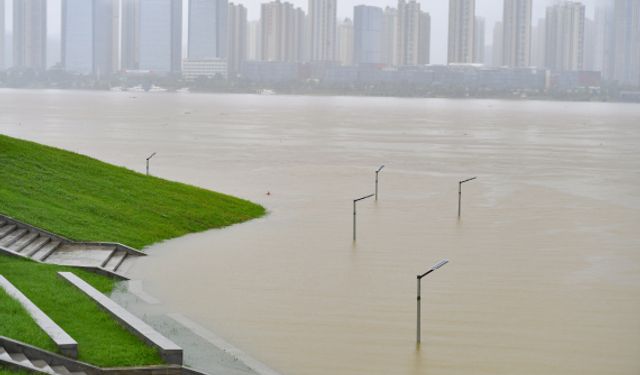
[0,134,265,249]
[0,134,266,368]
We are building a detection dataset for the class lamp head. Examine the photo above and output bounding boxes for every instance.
[431,259,449,271]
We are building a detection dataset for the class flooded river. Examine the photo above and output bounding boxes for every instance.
[1,90,639,375]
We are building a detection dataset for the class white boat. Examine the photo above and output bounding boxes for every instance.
[148,85,168,93]
[128,85,145,92]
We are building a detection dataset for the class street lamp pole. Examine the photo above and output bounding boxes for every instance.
[417,259,449,344]
[458,177,477,217]
[375,165,385,200]
[353,194,375,242]
[146,152,157,176]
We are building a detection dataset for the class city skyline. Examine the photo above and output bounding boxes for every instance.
[2,0,602,66]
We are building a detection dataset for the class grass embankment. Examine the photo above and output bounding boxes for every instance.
[0,134,265,367]
[0,134,265,248]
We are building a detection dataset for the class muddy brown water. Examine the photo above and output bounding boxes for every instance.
[1,90,639,375]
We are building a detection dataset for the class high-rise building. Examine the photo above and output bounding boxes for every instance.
[337,18,354,66]
[95,0,120,76]
[13,0,47,70]
[354,5,383,65]
[121,0,140,70]
[448,0,475,64]
[531,18,546,68]
[293,7,306,62]
[0,0,5,69]
[583,17,597,71]
[612,0,640,86]
[227,3,247,76]
[473,16,485,64]
[247,20,261,61]
[396,0,420,66]
[594,5,615,79]
[491,21,503,66]
[261,1,306,63]
[309,0,337,62]
[502,0,531,67]
[545,1,585,72]
[418,11,431,65]
[382,7,398,66]
[138,0,182,73]
[491,22,502,66]
[189,0,228,59]
[62,0,119,76]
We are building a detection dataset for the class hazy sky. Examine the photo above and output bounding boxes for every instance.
[3,0,604,65]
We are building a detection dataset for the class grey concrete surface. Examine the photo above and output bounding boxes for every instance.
[110,281,261,375]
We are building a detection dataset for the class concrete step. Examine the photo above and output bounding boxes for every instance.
[104,250,127,272]
[0,346,11,361]
[51,365,85,375]
[9,231,39,252]
[45,244,114,267]
[0,220,5,227]
[0,228,27,247]
[51,365,72,375]
[115,254,136,274]
[0,224,17,238]
[31,359,55,373]
[100,248,118,268]
[36,240,62,261]
[8,352,33,367]
[23,236,52,256]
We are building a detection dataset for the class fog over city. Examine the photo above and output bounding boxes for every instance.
[243,0,602,64]
[4,0,604,65]
[0,0,637,100]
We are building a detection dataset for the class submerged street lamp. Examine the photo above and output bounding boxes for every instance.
[416,259,449,344]
[458,177,477,218]
[146,152,157,176]
[375,165,385,200]
[353,194,374,242]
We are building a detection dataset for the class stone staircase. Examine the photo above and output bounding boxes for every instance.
[0,214,145,278]
[0,345,89,375]
[0,336,204,375]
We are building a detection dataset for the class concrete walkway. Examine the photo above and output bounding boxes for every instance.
[110,281,282,375]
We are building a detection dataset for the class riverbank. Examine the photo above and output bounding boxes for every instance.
[0,134,266,370]
[2,84,638,103]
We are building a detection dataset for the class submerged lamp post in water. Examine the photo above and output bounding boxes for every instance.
[416,259,449,344]
[146,152,157,176]
[458,177,477,217]
[353,194,375,242]
[375,165,385,200]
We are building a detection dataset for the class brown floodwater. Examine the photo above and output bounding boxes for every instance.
[1,89,639,375]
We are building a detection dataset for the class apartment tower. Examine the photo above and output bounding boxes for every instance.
[448,0,475,63]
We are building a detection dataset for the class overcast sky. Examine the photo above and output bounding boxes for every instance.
[3,0,604,65]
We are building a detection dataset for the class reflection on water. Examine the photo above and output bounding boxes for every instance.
[1,90,639,375]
